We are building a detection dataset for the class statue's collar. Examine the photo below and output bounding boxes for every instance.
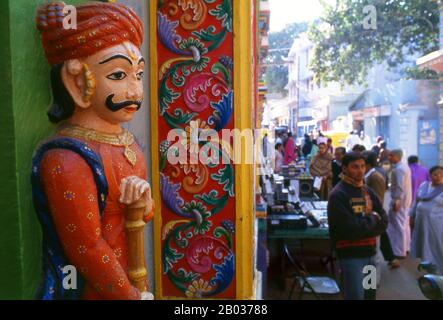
[57,124,137,166]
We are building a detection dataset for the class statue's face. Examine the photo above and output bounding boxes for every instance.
[67,41,145,125]
[89,41,144,124]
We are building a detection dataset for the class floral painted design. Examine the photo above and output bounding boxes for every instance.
[78,245,87,255]
[185,279,213,298]
[102,255,110,264]
[63,191,76,201]
[66,224,77,233]
[52,165,62,176]
[157,0,235,299]
[114,247,122,258]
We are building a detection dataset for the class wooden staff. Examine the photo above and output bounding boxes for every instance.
[126,199,148,292]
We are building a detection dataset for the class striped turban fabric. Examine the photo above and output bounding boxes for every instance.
[36,1,144,65]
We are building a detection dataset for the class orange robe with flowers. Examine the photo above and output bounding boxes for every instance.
[40,134,152,300]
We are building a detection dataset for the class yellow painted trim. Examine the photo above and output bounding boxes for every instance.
[149,0,255,300]
[149,1,163,299]
[233,0,255,300]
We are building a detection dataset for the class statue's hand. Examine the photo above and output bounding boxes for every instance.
[119,176,153,212]
[141,291,154,300]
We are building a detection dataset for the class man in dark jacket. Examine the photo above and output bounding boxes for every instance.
[328,152,388,300]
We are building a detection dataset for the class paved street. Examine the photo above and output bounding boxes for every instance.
[377,257,426,300]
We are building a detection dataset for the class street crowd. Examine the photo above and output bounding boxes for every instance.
[272,131,443,300]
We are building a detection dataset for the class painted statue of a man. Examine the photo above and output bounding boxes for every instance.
[32,2,154,300]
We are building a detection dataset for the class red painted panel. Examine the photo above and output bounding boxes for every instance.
[156,0,236,299]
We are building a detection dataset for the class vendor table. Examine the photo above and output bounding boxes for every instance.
[267,219,337,291]
[268,226,329,240]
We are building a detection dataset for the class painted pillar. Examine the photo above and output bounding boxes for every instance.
[150,0,254,299]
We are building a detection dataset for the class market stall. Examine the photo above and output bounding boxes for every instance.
[259,164,340,298]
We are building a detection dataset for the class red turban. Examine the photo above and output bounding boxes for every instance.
[36,1,144,65]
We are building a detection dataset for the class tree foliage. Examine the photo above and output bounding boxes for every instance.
[264,22,308,95]
[308,0,440,85]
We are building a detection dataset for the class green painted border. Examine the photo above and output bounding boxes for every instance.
[0,0,23,300]
[0,0,86,299]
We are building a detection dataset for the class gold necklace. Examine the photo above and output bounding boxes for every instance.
[58,125,137,166]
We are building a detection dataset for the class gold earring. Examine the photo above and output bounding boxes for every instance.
[82,63,96,103]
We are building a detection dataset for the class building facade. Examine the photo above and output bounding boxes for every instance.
[417,2,443,164]
[286,34,362,139]
[286,33,314,135]
[350,78,440,168]
[286,28,441,167]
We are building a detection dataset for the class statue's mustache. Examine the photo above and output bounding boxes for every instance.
[105,94,142,112]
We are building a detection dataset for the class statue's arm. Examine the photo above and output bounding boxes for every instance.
[40,149,141,300]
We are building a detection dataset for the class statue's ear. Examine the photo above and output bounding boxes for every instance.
[61,59,91,109]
